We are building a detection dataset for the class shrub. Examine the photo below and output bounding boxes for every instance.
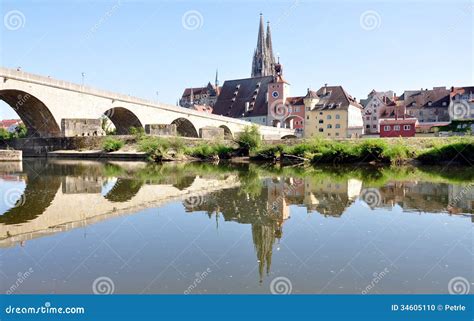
[102,137,124,152]
[129,126,145,138]
[236,125,261,155]
[417,141,474,165]
[137,136,170,161]
[169,137,186,155]
[186,143,234,159]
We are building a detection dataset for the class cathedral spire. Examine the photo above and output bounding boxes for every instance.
[266,21,276,67]
[257,13,265,55]
[251,14,276,78]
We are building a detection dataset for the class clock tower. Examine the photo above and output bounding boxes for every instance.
[267,61,290,127]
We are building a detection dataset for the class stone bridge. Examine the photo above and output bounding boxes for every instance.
[0,67,296,139]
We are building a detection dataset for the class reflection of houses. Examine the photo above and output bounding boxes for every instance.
[303,178,362,217]
[377,182,452,213]
[448,184,474,214]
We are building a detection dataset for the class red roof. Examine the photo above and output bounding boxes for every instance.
[0,119,21,128]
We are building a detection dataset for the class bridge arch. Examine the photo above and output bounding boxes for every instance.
[0,89,61,137]
[171,118,199,138]
[102,107,143,135]
[219,125,233,139]
[281,134,297,139]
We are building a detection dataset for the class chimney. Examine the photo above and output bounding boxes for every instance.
[450,86,454,93]
[323,83,327,95]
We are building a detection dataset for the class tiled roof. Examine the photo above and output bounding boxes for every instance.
[286,96,304,105]
[212,76,274,118]
[306,86,362,110]
[450,86,474,97]
[0,119,21,128]
[402,88,450,108]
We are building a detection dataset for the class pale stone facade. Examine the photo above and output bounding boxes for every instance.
[303,86,364,139]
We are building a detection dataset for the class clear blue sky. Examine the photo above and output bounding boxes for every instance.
[0,0,472,119]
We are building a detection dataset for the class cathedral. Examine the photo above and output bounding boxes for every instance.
[251,14,276,78]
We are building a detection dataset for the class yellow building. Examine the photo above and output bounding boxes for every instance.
[303,85,364,138]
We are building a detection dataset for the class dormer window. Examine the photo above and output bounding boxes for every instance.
[428,101,432,106]
[442,102,447,106]
[256,82,261,88]
[236,84,241,89]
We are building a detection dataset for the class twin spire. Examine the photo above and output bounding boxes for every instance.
[251,14,276,78]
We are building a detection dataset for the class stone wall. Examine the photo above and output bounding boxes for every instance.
[145,124,177,136]
[199,126,224,139]
[0,150,22,161]
[61,119,106,137]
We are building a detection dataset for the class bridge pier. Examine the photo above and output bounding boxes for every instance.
[145,124,177,136]
[199,126,224,140]
[61,119,105,137]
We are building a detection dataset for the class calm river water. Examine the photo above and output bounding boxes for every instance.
[0,159,472,294]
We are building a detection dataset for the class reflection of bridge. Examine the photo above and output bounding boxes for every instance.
[0,163,241,247]
[0,67,296,139]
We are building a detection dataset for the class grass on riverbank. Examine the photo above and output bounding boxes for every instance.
[253,137,474,165]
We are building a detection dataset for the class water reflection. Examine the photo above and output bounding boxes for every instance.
[0,160,472,292]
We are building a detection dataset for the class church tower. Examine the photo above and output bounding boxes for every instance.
[251,14,276,78]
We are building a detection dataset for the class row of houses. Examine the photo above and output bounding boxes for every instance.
[179,15,473,139]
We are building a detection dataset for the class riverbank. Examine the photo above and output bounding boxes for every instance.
[41,135,474,166]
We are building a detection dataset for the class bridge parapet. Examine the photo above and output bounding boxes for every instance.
[0,67,296,138]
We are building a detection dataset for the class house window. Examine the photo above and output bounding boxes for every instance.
[404,125,411,130]
[335,124,340,128]
[373,125,376,128]
[319,128,324,132]
[319,112,323,115]
[366,125,370,129]
[335,132,339,136]
[327,124,332,129]
[295,107,300,112]
[328,133,331,136]
[394,125,400,131]
[319,120,323,124]
[366,116,370,120]
[306,116,309,120]
[327,115,332,120]
[336,114,340,119]
[307,107,311,111]
[384,125,391,131]
[373,117,377,120]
